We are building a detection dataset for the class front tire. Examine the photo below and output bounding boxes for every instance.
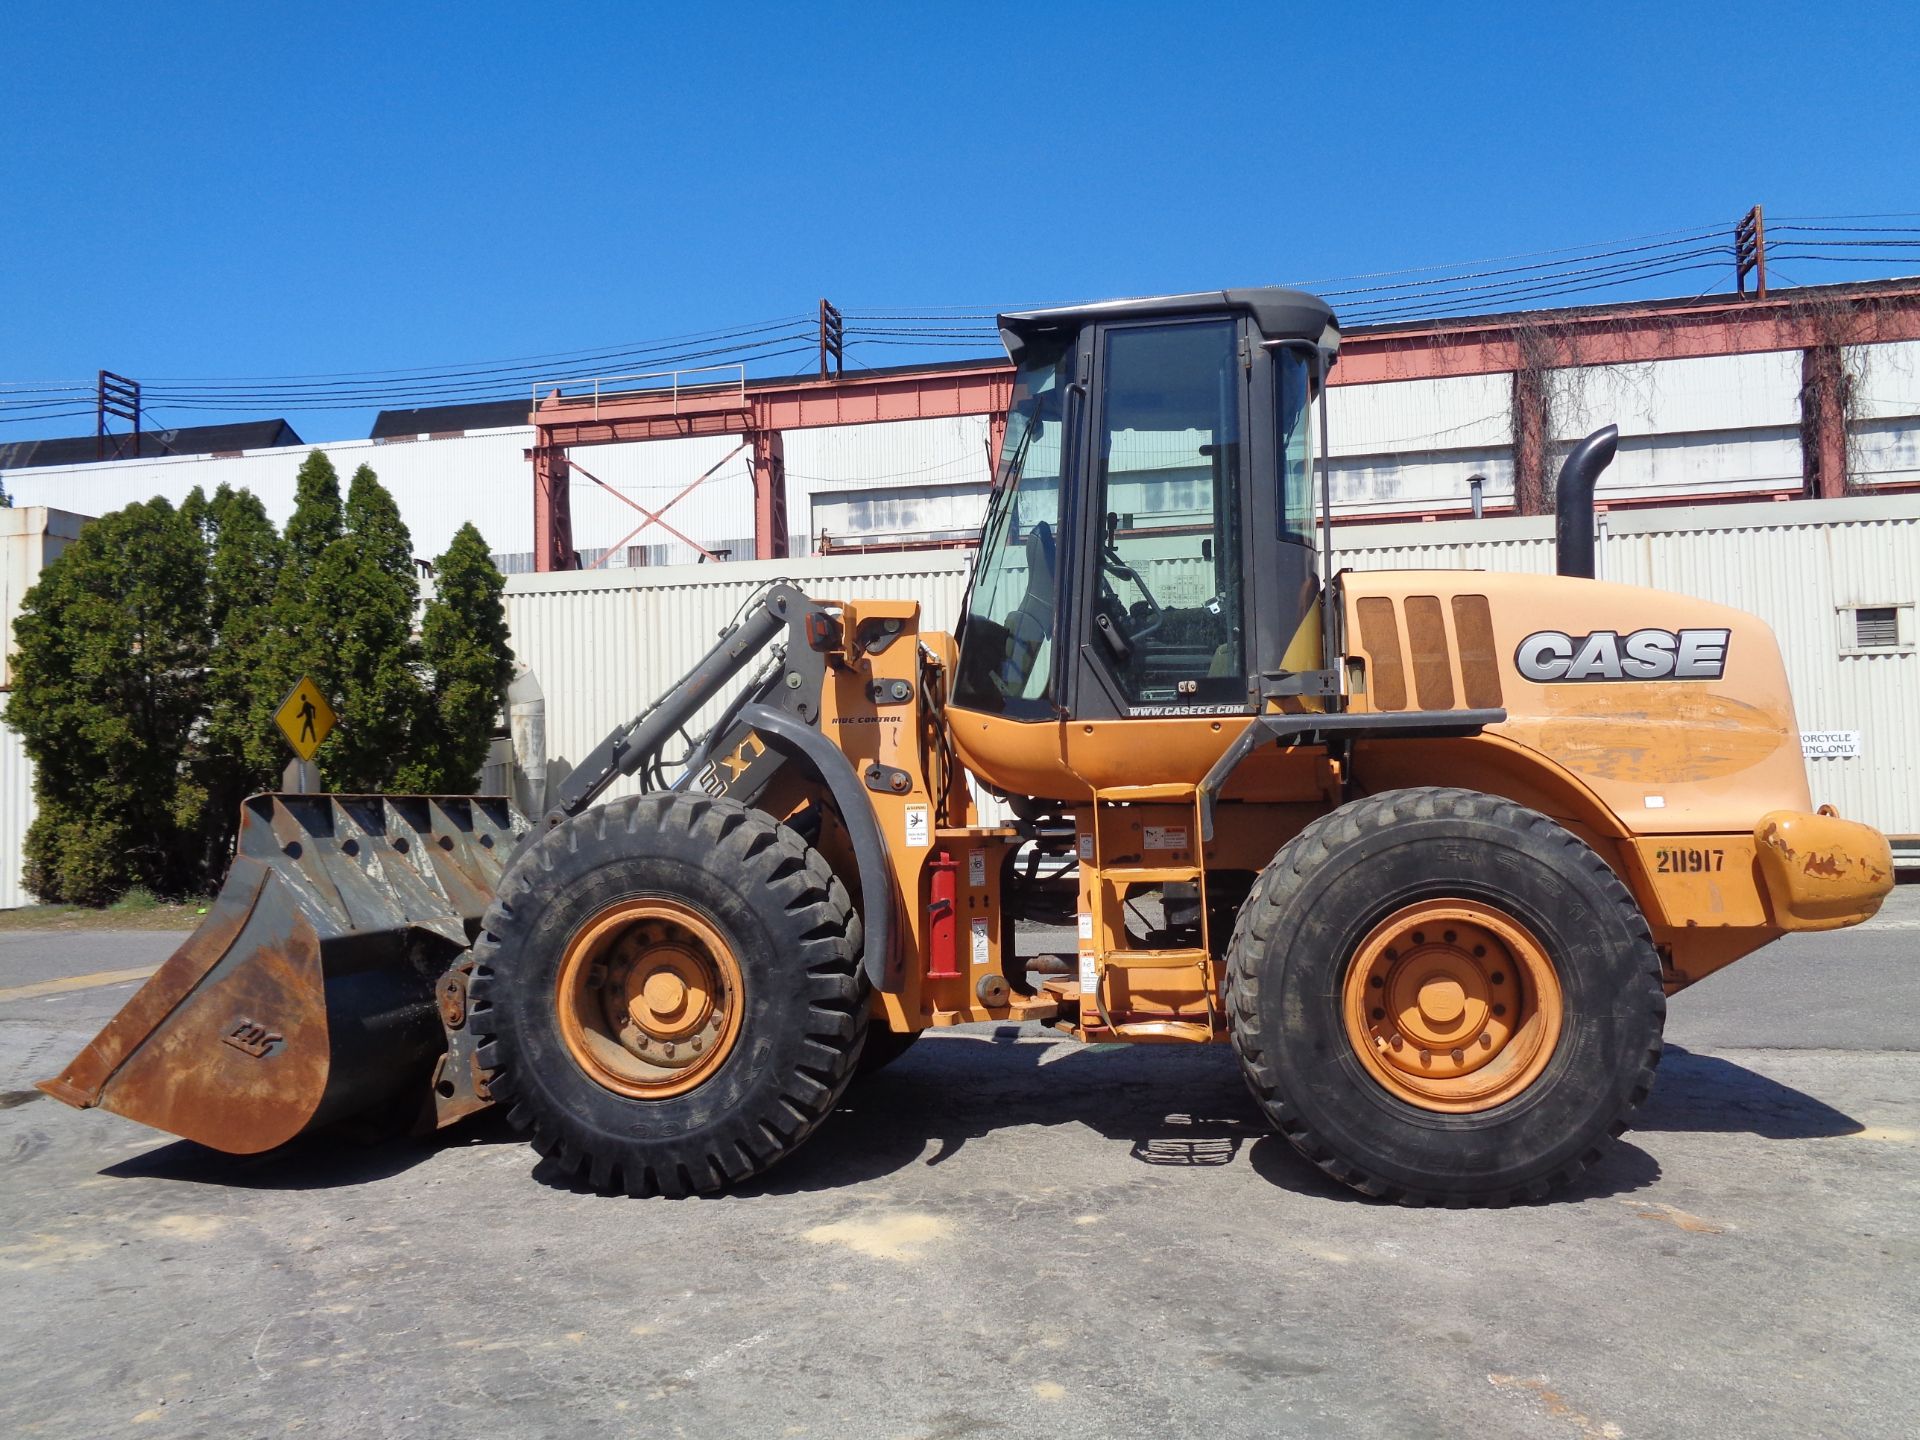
[1226,787,1665,1205]
[470,793,865,1196]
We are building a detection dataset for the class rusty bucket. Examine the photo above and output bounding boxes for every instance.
[38,793,519,1154]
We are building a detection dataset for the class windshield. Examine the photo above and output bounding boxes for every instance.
[951,335,1071,717]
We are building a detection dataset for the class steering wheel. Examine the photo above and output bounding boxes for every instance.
[1098,544,1165,645]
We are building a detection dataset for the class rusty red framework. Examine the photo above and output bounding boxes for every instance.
[527,280,1920,570]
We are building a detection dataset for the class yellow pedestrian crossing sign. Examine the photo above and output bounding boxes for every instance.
[274,676,337,762]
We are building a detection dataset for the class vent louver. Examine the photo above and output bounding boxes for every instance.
[1854,606,1899,649]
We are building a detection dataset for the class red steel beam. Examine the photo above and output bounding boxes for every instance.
[1330,281,1920,385]
[532,366,1016,450]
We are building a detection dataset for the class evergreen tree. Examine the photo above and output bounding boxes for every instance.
[345,463,413,580]
[397,523,513,793]
[180,484,213,544]
[5,499,209,903]
[284,450,343,583]
[305,466,425,790]
[260,450,349,777]
[200,485,289,863]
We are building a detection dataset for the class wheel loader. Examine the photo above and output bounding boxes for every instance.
[41,287,1895,1204]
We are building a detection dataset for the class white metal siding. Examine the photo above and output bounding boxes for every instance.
[1557,351,1804,439]
[0,722,31,909]
[1602,499,1920,833]
[502,552,973,804]
[1,508,87,687]
[1327,373,1513,456]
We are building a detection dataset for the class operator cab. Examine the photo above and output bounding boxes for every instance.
[951,288,1340,745]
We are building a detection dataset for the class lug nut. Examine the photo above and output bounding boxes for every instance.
[1479,1033,1492,1049]
[1493,1003,1507,1017]
[1443,930,1457,944]
[1419,1049,1431,1065]
[1450,1048,1464,1063]
[1491,972,1505,984]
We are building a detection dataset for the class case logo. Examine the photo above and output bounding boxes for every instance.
[1516,627,1729,683]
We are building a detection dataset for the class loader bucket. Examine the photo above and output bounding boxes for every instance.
[37,793,520,1154]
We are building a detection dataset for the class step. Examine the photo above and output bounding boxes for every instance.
[1097,947,1211,971]
[1095,783,1200,802]
[1106,1019,1217,1044]
[1098,865,1203,885]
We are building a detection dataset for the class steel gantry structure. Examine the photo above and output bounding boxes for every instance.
[526,279,1920,571]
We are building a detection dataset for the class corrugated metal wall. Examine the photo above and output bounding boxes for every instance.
[502,551,972,805]
[0,723,33,909]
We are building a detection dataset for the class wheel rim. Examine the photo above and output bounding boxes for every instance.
[555,898,744,1099]
[1341,899,1563,1114]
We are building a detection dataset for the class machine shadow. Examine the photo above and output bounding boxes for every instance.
[1632,1044,1862,1139]
[737,1029,1667,1205]
[100,1107,524,1190]
[99,1037,1854,1197]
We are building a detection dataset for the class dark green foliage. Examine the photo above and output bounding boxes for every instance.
[5,499,210,904]
[284,450,343,583]
[200,485,291,865]
[397,524,513,792]
[303,466,426,790]
[8,453,516,904]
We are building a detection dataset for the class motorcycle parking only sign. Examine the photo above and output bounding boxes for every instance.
[1801,730,1861,759]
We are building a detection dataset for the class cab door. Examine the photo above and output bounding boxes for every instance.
[1058,313,1321,790]
[1063,315,1255,719]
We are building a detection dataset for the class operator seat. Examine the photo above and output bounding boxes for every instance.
[1000,521,1057,693]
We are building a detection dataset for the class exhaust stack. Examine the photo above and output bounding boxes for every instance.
[1554,425,1620,578]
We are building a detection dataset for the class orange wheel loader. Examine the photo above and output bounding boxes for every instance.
[41,288,1895,1204]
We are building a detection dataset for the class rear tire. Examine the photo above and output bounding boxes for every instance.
[1225,787,1665,1206]
[470,793,865,1196]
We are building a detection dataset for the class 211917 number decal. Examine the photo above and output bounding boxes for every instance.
[1655,847,1725,874]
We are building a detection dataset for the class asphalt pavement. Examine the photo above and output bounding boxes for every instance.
[0,890,1915,1439]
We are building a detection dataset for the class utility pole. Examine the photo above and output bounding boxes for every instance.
[1735,206,1768,299]
[96,371,141,460]
[818,299,844,379]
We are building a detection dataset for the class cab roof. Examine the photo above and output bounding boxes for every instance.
[998,286,1339,361]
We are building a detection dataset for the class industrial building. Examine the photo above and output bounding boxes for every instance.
[5,280,1918,570]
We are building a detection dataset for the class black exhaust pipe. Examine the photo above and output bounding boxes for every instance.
[1554,425,1619,578]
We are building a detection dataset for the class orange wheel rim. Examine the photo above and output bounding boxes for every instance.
[555,898,744,1099]
[1341,899,1563,1114]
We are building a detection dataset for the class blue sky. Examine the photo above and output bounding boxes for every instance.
[4,1,1917,443]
